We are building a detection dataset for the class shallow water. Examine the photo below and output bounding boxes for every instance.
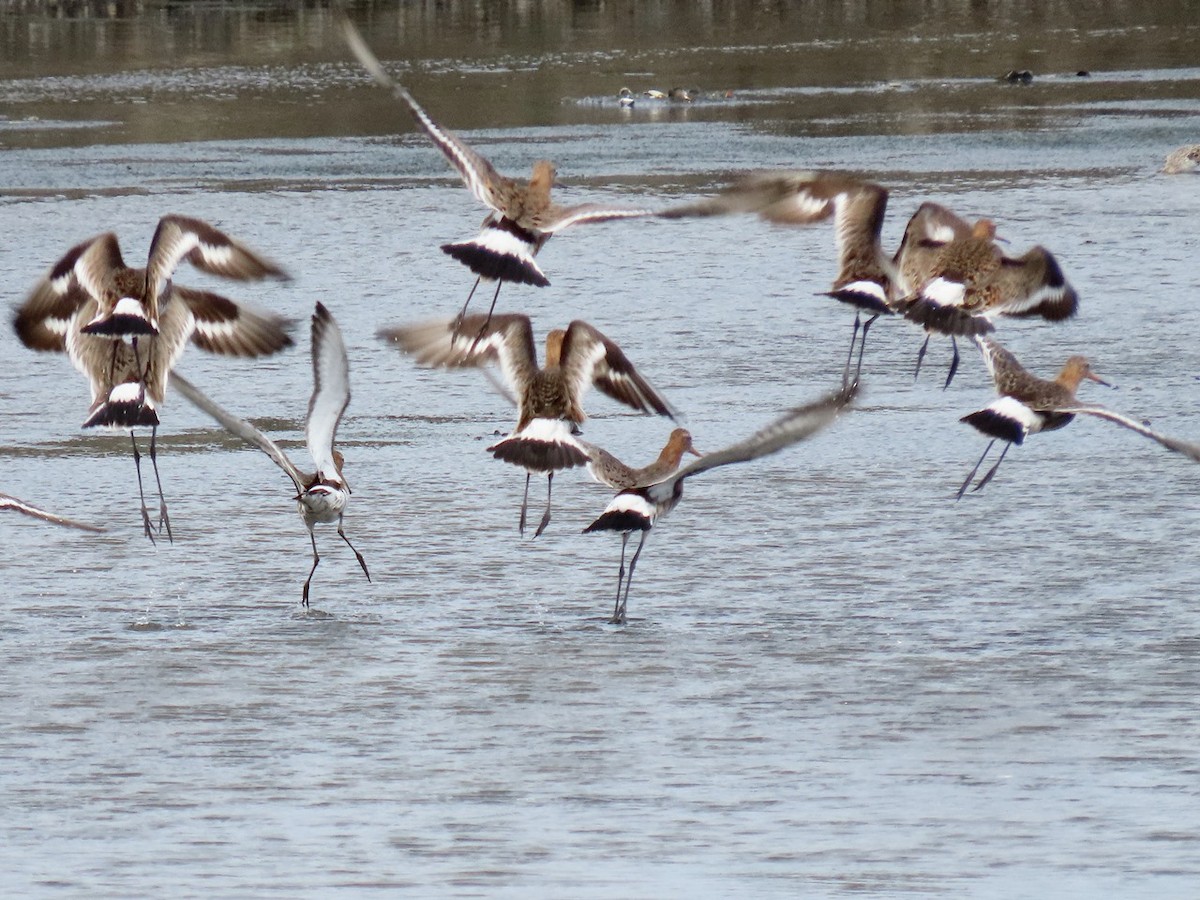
[2,3,1200,897]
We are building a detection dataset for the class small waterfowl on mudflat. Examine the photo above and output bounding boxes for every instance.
[1163,145,1200,174]
[12,217,291,543]
[172,303,370,606]
[582,428,700,491]
[1001,69,1034,84]
[1,491,104,532]
[618,87,636,107]
[380,313,677,537]
[895,202,1078,387]
[584,384,856,624]
[957,337,1200,498]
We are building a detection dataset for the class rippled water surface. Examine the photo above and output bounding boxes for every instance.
[2,3,1200,896]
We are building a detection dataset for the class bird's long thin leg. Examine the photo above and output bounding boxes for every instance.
[518,472,531,535]
[972,442,1011,493]
[130,430,156,544]
[852,314,878,388]
[302,529,320,607]
[914,334,930,380]
[956,440,994,501]
[148,426,172,544]
[107,341,120,385]
[842,313,862,388]
[612,530,648,625]
[452,277,482,337]
[611,532,629,622]
[471,280,505,350]
[533,472,554,538]
[943,336,961,390]
[338,515,371,582]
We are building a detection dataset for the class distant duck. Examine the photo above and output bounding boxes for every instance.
[643,89,667,99]
[618,87,635,108]
[1002,70,1034,84]
[667,87,696,102]
[1163,145,1200,174]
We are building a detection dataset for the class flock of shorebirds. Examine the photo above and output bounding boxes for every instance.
[6,14,1200,623]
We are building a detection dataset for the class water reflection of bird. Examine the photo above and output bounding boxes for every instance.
[1,491,104,532]
[12,216,292,544]
[339,13,663,332]
[1163,145,1200,174]
[895,203,1078,387]
[581,428,700,491]
[172,303,370,607]
[379,314,677,538]
[957,337,1200,498]
[584,385,855,624]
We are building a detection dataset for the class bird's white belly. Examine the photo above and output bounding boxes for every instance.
[297,484,347,526]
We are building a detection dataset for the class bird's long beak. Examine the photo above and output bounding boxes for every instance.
[1088,370,1114,388]
[687,445,703,457]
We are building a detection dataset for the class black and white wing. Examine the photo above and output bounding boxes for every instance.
[306,303,352,481]
[538,202,657,233]
[379,313,539,399]
[560,320,678,419]
[146,215,288,306]
[12,235,110,352]
[337,11,509,212]
[175,287,295,358]
[647,384,857,503]
[170,371,306,494]
[0,492,105,532]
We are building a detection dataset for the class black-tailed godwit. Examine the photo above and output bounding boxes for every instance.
[657,171,901,385]
[958,337,1200,498]
[171,303,370,606]
[584,384,856,624]
[13,218,292,542]
[380,313,677,537]
[339,15,661,330]
[895,203,1078,387]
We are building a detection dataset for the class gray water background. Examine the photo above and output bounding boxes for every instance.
[1,2,1200,896]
